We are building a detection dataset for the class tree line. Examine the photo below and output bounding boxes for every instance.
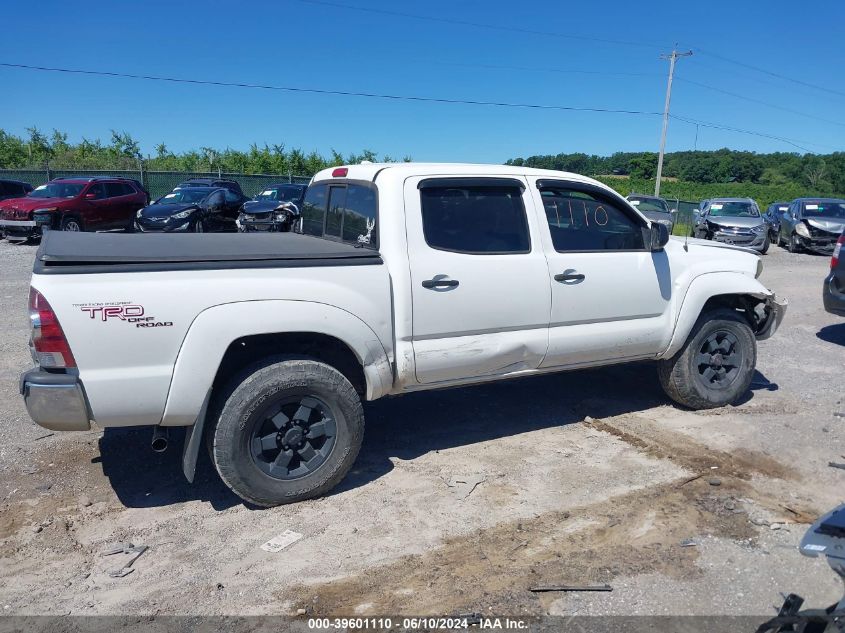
[0,127,410,175]
[506,149,845,195]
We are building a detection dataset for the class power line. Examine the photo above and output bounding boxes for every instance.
[693,47,845,99]
[0,62,662,116]
[675,76,845,127]
[295,0,663,51]
[669,114,828,152]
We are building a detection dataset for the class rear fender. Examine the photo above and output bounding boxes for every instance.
[160,300,392,427]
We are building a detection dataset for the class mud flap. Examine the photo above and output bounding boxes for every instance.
[181,388,212,483]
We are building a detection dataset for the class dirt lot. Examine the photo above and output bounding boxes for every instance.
[0,240,843,618]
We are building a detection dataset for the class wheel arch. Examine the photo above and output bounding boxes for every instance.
[160,300,393,428]
[660,272,773,359]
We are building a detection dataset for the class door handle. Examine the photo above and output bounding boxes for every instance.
[422,278,459,289]
[554,272,585,282]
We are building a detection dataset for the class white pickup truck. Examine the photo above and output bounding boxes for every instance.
[21,163,786,506]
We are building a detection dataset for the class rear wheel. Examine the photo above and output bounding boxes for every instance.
[209,357,364,506]
[658,309,756,410]
[61,216,83,232]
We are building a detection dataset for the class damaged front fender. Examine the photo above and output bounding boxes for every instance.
[755,293,788,341]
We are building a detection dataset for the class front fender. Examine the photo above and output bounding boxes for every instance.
[659,272,780,359]
[160,300,392,427]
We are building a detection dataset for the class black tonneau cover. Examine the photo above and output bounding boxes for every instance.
[34,231,382,274]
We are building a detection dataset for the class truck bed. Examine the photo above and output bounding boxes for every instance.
[34,231,382,274]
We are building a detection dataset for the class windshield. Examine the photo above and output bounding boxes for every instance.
[803,201,845,219]
[708,201,759,217]
[29,183,84,199]
[255,187,303,202]
[156,190,208,204]
[628,197,669,214]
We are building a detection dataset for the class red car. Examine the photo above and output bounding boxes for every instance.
[0,177,149,241]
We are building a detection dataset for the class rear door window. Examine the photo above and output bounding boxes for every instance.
[419,182,530,254]
[105,183,126,198]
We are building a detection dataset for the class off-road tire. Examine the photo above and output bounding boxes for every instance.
[209,356,364,507]
[658,309,756,410]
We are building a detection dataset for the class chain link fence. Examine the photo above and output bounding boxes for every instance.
[0,167,311,200]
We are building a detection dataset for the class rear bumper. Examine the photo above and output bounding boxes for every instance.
[20,368,91,431]
[756,294,788,340]
[824,272,845,316]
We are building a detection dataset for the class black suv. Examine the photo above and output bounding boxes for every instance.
[0,179,33,201]
[175,178,243,195]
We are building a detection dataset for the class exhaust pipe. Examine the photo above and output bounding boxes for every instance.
[151,426,169,453]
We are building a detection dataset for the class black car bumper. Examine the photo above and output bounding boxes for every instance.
[824,271,845,316]
[135,217,193,232]
[237,213,292,232]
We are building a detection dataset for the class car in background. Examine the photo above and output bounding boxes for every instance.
[0,177,147,241]
[778,198,845,255]
[824,231,845,316]
[135,187,249,233]
[237,183,307,232]
[764,201,789,241]
[0,179,33,202]
[174,178,243,195]
[693,198,770,253]
[626,193,674,233]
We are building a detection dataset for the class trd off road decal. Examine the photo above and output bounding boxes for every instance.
[74,302,173,328]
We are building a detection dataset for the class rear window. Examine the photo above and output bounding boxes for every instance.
[420,183,530,254]
[301,182,378,248]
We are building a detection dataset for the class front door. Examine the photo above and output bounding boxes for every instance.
[527,178,672,368]
[405,176,551,384]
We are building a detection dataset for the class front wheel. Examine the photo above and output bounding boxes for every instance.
[759,234,770,255]
[209,357,364,506]
[787,233,801,253]
[61,216,84,232]
[193,219,205,233]
[658,309,756,410]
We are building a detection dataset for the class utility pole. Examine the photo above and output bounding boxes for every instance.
[655,47,692,197]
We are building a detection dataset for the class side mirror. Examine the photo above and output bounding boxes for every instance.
[650,222,670,251]
[84,192,97,200]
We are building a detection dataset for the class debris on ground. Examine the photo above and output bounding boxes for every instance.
[260,530,303,553]
[529,584,613,593]
[445,475,486,499]
[828,462,845,471]
[709,478,722,486]
[679,539,697,547]
[101,543,148,578]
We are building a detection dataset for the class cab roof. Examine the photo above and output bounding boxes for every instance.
[312,162,610,189]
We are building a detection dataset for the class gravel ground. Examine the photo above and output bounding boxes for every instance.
[0,239,843,618]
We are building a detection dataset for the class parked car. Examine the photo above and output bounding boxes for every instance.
[763,201,789,241]
[823,231,845,316]
[0,179,33,202]
[692,198,770,253]
[19,163,786,506]
[174,178,243,195]
[778,198,845,254]
[626,193,674,233]
[237,183,307,232]
[135,187,249,233]
[0,177,147,241]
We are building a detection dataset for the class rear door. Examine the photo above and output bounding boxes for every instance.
[222,190,245,230]
[104,182,135,229]
[528,178,671,367]
[405,176,551,384]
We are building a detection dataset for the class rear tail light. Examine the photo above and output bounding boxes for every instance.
[832,234,845,270]
[29,287,76,368]
[331,167,348,178]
